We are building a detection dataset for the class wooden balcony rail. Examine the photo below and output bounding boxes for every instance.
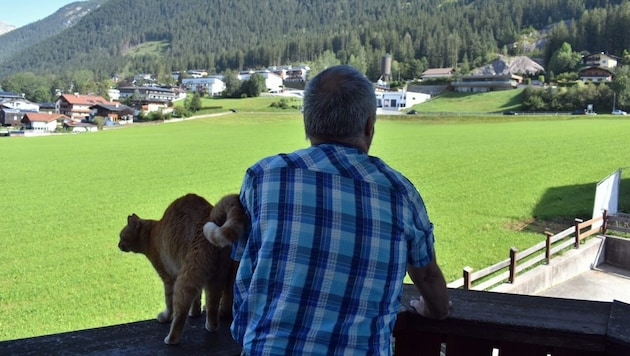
[394,286,630,356]
[2,286,628,355]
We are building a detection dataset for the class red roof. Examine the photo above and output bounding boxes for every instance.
[59,94,110,106]
[23,112,67,122]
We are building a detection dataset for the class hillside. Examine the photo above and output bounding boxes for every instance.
[472,55,545,76]
[0,0,628,81]
[0,0,106,63]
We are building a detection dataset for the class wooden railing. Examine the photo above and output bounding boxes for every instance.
[448,212,617,291]
[394,286,630,356]
[3,286,628,355]
[2,213,628,355]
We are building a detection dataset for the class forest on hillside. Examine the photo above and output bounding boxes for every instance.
[1,0,630,84]
[0,0,108,64]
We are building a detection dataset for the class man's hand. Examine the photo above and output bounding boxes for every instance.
[410,296,452,318]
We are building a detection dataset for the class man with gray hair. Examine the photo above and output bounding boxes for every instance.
[231,65,450,355]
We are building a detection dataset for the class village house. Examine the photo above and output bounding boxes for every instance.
[90,102,134,124]
[55,94,111,121]
[1,108,26,127]
[107,88,121,101]
[451,74,523,92]
[1,98,40,127]
[181,76,225,96]
[421,67,455,80]
[375,89,431,111]
[268,65,310,82]
[238,70,284,93]
[20,112,68,132]
[579,52,619,82]
[118,86,184,114]
[1,98,40,112]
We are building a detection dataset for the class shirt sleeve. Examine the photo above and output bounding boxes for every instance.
[406,191,436,268]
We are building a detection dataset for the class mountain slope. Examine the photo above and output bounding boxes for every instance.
[0,0,107,63]
[0,0,627,81]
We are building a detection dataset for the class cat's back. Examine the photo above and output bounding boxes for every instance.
[159,194,212,246]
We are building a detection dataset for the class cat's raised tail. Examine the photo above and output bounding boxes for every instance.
[204,194,246,248]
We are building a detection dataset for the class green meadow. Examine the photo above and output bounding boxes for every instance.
[411,88,524,113]
[1,112,630,341]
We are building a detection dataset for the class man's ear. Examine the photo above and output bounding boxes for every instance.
[364,116,375,138]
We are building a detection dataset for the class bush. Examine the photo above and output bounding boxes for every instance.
[270,98,291,109]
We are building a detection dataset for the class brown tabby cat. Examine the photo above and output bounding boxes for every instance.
[118,193,243,345]
[204,193,247,247]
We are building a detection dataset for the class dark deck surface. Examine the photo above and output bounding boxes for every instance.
[2,285,628,355]
[0,315,242,356]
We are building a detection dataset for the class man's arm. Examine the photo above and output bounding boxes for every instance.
[407,255,450,320]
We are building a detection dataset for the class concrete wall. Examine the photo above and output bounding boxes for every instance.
[603,235,630,269]
[492,237,604,295]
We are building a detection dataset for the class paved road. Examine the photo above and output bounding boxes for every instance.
[537,263,630,304]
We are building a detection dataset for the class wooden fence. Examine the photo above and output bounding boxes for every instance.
[448,211,628,290]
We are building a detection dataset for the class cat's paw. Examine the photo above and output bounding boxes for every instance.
[157,310,172,323]
[188,307,202,318]
[203,222,232,248]
[164,333,181,345]
[205,319,219,333]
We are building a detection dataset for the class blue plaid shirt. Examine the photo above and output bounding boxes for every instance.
[232,143,435,355]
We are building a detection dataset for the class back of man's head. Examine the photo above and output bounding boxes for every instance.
[303,65,377,141]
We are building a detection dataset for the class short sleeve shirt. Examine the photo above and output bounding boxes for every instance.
[231,143,435,355]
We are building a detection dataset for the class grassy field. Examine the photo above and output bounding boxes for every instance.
[410,88,524,113]
[186,95,304,115]
[1,112,630,341]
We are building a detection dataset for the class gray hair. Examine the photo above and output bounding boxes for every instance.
[303,65,377,140]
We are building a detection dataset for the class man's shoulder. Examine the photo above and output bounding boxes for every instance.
[245,148,312,175]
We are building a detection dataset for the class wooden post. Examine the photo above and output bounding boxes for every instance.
[463,266,473,290]
[602,209,609,235]
[544,231,553,265]
[574,218,583,249]
[509,247,518,283]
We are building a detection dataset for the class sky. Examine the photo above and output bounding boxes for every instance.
[1,0,79,28]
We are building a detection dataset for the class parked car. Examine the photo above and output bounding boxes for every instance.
[612,109,627,115]
[406,109,418,115]
[503,110,518,115]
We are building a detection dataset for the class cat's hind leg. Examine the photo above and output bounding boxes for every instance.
[164,280,200,345]
[188,290,202,318]
[219,260,238,320]
[157,280,174,323]
[204,285,222,332]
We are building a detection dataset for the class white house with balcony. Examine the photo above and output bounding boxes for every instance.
[375,90,431,110]
[239,70,284,93]
[181,77,225,96]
